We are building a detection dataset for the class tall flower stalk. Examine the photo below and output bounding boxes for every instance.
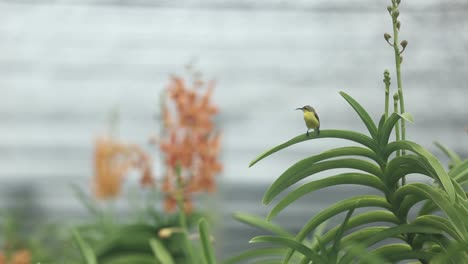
[385,0,409,154]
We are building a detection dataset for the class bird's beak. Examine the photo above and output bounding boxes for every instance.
[295,107,303,111]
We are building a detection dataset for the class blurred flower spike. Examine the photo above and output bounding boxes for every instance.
[158,74,222,213]
[93,137,154,199]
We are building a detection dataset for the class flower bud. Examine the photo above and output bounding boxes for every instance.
[387,6,392,14]
[396,0,401,4]
[393,10,400,18]
[383,70,391,87]
[384,33,392,42]
[393,93,399,101]
[399,55,404,64]
[400,40,408,49]
[396,21,401,30]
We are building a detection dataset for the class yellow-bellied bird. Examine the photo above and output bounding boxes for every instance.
[296,105,320,136]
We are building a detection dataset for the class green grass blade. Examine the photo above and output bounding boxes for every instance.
[71,229,98,264]
[267,173,386,220]
[249,130,377,167]
[198,218,216,264]
[149,238,175,264]
[339,91,378,139]
[249,236,326,263]
[263,158,382,205]
[385,140,456,202]
[233,213,293,238]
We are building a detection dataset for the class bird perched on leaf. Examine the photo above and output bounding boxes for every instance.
[296,105,320,136]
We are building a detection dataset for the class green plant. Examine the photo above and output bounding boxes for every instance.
[227,0,468,263]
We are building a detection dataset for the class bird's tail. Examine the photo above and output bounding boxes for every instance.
[316,127,320,136]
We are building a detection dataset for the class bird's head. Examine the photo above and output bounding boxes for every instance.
[296,105,315,112]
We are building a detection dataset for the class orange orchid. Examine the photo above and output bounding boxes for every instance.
[0,249,31,264]
[158,73,222,213]
[93,137,154,199]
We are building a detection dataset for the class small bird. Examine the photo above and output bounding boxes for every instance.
[296,105,320,136]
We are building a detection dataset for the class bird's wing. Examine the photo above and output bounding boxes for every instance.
[314,111,320,122]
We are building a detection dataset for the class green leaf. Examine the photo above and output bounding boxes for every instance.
[339,242,391,264]
[233,213,293,238]
[198,219,216,264]
[339,91,378,139]
[249,130,377,167]
[451,160,468,180]
[385,141,456,202]
[378,112,412,147]
[339,224,443,264]
[267,173,386,220]
[434,141,462,166]
[100,254,158,264]
[72,229,98,264]
[330,207,356,262]
[222,248,288,264]
[394,183,467,237]
[398,112,414,123]
[149,238,175,264]
[263,158,382,205]
[315,211,399,251]
[412,215,460,240]
[283,195,391,263]
[365,244,435,263]
[384,155,432,186]
[249,236,326,263]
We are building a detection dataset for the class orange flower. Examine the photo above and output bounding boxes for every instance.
[159,73,222,213]
[93,137,155,199]
[0,250,31,264]
[10,250,30,264]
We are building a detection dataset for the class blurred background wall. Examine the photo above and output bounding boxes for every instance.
[0,0,467,257]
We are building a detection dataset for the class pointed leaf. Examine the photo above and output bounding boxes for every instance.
[398,112,414,123]
[340,224,443,264]
[339,91,378,139]
[233,213,293,238]
[198,219,216,264]
[385,141,456,202]
[434,141,462,166]
[249,236,326,263]
[365,244,435,263]
[283,196,391,263]
[72,229,98,264]
[222,248,288,264]
[330,206,356,262]
[267,173,386,220]
[249,130,377,167]
[263,158,382,205]
[149,239,175,264]
[316,211,399,251]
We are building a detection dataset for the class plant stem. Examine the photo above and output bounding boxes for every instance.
[391,0,406,154]
[175,165,196,262]
[393,93,401,158]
